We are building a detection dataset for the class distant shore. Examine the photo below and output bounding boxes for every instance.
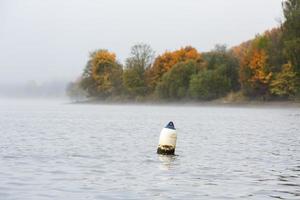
[70,98,300,108]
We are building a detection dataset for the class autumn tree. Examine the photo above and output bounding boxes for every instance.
[146,46,202,91]
[239,36,272,98]
[80,49,123,98]
[123,43,155,97]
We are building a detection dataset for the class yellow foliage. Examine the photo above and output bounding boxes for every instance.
[91,50,116,81]
[86,49,122,95]
[270,63,297,97]
[94,50,116,63]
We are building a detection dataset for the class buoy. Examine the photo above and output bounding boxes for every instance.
[157,121,177,155]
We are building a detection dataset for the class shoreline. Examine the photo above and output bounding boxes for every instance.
[69,98,300,108]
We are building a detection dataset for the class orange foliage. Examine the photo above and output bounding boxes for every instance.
[146,46,202,90]
[238,37,272,96]
[248,49,272,84]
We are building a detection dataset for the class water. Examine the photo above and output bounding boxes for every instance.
[0,99,299,200]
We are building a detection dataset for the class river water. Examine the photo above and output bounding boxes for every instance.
[0,99,299,199]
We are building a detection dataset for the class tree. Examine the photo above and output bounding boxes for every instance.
[239,35,272,98]
[282,0,300,96]
[270,63,297,98]
[80,56,98,96]
[282,0,300,72]
[189,70,231,100]
[123,44,154,97]
[264,28,285,72]
[126,43,155,70]
[203,45,240,91]
[155,60,199,99]
[123,68,146,97]
[80,49,123,98]
[146,46,202,91]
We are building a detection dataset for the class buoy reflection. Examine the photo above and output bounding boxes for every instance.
[158,154,177,170]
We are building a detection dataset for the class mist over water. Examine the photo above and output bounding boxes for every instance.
[0,99,299,199]
[0,80,68,98]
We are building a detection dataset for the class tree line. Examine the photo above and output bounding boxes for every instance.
[67,0,300,102]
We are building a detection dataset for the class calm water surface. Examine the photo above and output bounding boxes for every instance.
[0,99,299,199]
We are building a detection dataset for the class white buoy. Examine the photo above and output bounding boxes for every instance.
[157,121,177,155]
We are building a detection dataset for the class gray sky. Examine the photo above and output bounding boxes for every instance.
[0,0,283,85]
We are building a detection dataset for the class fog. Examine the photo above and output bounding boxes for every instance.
[0,0,283,96]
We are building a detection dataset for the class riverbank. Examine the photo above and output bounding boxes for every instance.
[70,97,300,108]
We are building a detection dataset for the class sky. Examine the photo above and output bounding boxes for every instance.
[0,0,283,85]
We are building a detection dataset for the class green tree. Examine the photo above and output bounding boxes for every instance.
[203,45,240,91]
[264,28,286,73]
[282,0,300,72]
[155,60,199,99]
[282,0,300,96]
[80,58,98,97]
[123,44,154,97]
[189,70,231,100]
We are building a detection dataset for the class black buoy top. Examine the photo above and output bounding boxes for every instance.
[165,121,176,130]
